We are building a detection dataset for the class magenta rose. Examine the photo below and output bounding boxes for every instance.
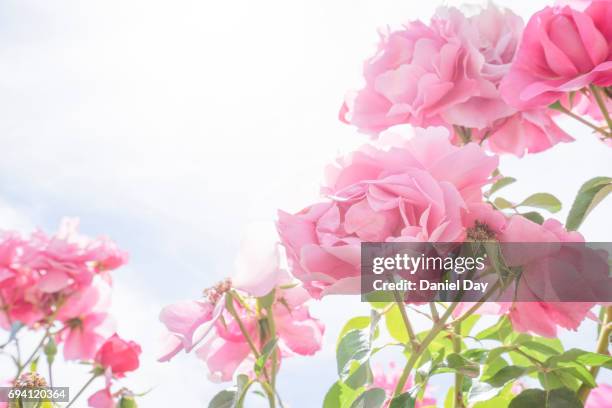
[501,2,612,109]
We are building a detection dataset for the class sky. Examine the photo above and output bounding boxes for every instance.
[0,0,611,406]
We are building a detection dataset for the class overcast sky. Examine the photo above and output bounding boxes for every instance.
[0,0,611,406]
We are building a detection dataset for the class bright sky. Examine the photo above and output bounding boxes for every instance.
[0,0,611,406]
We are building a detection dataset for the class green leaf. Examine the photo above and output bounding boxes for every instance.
[349,388,387,408]
[468,381,503,404]
[446,353,480,378]
[484,366,529,387]
[460,315,481,337]
[344,361,373,389]
[254,338,278,376]
[520,341,561,358]
[520,211,544,225]
[551,348,612,367]
[487,177,517,197]
[208,390,236,408]
[257,289,276,309]
[477,317,512,342]
[518,193,562,213]
[337,317,370,348]
[119,397,138,408]
[566,176,612,231]
[385,305,409,344]
[323,381,359,408]
[444,387,455,408]
[234,374,252,408]
[509,388,582,408]
[337,329,371,379]
[389,392,416,408]
[493,197,514,210]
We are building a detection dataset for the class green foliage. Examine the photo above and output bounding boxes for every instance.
[323,381,359,408]
[337,316,371,348]
[508,388,582,408]
[208,390,236,408]
[388,392,416,408]
[349,388,386,408]
[446,353,480,378]
[486,177,517,197]
[208,375,251,408]
[520,211,544,224]
[385,305,409,344]
[518,193,562,213]
[254,339,278,376]
[566,176,612,231]
[337,329,371,379]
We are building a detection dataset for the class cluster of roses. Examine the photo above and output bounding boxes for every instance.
[340,1,612,154]
[0,219,142,408]
[160,1,612,407]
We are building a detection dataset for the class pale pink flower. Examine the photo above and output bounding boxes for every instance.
[372,362,436,407]
[462,204,602,338]
[88,387,115,408]
[159,283,323,382]
[501,2,612,109]
[472,110,573,157]
[278,128,497,297]
[341,7,509,133]
[342,4,572,156]
[232,222,292,297]
[586,384,612,408]
[195,286,323,382]
[56,279,116,360]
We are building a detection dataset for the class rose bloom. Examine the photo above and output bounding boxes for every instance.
[501,1,612,109]
[342,4,572,156]
[278,127,497,298]
[340,7,511,133]
[159,282,324,382]
[56,279,116,361]
[95,334,142,377]
[462,203,603,338]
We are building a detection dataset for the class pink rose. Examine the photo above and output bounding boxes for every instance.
[94,334,142,377]
[232,222,292,297]
[278,128,497,297]
[472,110,573,157]
[340,6,515,133]
[501,2,612,109]
[88,387,115,408]
[159,281,323,382]
[56,279,116,361]
[342,4,572,156]
[462,204,601,338]
[586,384,612,408]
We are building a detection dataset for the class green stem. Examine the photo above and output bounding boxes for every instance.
[453,323,465,408]
[65,374,98,408]
[578,306,612,403]
[589,85,612,133]
[449,281,502,326]
[392,301,460,397]
[15,330,49,378]
[551,102,610,137]
[391,288,418,349]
